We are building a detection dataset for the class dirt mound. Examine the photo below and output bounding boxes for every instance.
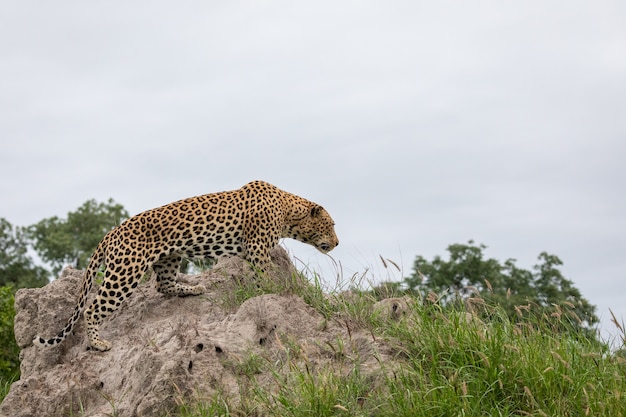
[0,247,396,417]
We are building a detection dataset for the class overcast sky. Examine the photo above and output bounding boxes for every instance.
[1,1,625,343]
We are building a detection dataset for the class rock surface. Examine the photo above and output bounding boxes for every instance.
[0,247,397,417]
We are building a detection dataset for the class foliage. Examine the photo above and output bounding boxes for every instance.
[374,300,622,416]
[0,218,50,403]
[171,280,626,417]
[28,199,129,275]
[402,241,598,332]
[0,286,20,387]
[0,218,48,288]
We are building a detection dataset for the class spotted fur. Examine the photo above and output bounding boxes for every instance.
[34,181,338,351]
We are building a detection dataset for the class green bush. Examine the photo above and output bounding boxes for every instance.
[0,286,20,398]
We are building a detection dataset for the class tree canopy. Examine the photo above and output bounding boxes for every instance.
[0,218,48,289]
[402,241,598,331]
[28,199,129,275]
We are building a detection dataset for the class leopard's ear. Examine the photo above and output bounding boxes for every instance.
[310,205,323,217]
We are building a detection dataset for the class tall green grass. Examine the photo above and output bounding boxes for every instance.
[378,304,623,416]
[0,374,17,403]
[170,272,626,417]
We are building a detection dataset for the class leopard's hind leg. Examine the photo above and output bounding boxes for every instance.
[154,254,206,296]
[84,266,144,351]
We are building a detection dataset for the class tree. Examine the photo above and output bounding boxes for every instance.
[531,251,598,329]
[0,219,49,387]
[403,241,598,331]
[0,286,19,382]
[0,218,48,288]
[28,199,129,275]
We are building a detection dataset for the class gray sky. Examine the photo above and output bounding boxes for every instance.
[1,1,625,343]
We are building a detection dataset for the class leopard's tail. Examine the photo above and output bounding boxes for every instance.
[33,238,107,348]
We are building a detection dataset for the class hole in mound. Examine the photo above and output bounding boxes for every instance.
[194,343,204,353]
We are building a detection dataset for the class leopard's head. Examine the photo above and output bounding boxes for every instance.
[285,205,338,253]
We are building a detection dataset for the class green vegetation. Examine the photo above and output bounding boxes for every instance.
[0,287,19,396]
[401,241,599,334]
[0,218,49,289]
[0,216,49,396]
[169,278,626,417]
[27,198,129,275]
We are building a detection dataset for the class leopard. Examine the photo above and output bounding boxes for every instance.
[34,180,338,352]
